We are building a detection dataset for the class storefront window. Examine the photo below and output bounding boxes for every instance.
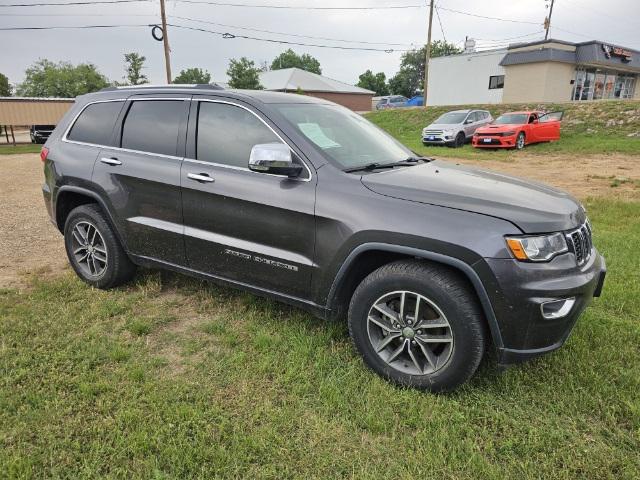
[572,68,636,101]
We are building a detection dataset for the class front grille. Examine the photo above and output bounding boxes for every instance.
[423,130,443,135]
[566,221,593,266]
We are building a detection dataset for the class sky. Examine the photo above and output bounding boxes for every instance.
[1,0,639,88]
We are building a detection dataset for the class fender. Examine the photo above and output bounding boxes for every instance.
[325,242,504,350]
[54,185,129,252]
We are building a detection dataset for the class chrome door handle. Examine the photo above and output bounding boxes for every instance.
[187,173,214,183]
[100,157,122,166]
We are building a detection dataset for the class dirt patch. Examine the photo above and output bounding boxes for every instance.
[451,153,640,200]
[0,154,68,288]
[1,152,639,288]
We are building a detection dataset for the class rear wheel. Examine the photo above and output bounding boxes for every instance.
[515,132,526,150]
[348,260,486,392]
[64,204,136,289]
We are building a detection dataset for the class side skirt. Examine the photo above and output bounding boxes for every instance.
[129,254,329,319]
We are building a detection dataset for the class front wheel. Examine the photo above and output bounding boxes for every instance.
[515,132,526,150]
[348,260,486,392]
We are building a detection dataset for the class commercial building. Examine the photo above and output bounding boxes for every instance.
[426,39,640,105]
[259,67,375,111]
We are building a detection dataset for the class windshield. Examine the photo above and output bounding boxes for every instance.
[276,104,413,169]
[494,113,528,125]
[434,112,467,124]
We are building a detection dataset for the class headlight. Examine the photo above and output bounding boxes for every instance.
[506,232,568,262]
[501,131,516,137]
[443,129,454,136]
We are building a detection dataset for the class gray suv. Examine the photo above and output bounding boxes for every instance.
[422,109,492,147]
[41,85,606,392]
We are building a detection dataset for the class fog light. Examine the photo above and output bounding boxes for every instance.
[540,298,576,319]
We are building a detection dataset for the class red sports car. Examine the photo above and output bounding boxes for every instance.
[472,111,563,150]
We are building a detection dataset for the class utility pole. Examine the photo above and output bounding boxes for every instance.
[544,0,555,40]
[423,1,435,107]
[159,0,172,83]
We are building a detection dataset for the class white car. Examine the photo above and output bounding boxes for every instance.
[422,109,493,148]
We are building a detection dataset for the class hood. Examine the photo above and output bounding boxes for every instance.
[361,160,586,233]
[424,123,460,131]
[476,124,522,133]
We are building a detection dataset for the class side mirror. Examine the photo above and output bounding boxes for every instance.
[249,143,302,178]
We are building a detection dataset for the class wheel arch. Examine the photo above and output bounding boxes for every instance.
[54,186,127,250]
[326,243,504,350]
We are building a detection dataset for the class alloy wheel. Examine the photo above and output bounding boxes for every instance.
[70,221,108,277]
[366,290,454,375]
[516,133,525,149]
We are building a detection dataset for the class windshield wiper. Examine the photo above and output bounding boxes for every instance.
[343,162,396,173]
[344,156,432,173]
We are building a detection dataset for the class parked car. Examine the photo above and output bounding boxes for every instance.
[41,86,605,392]
[422,109,493,148]
[376,95,408,110]
[472,111,563,149]
[406,95,424,107]
[30,124,56,144]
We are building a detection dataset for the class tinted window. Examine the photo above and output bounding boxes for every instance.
[121,100,184,156]
[196,102,281,168]
[67,101,124,146]
[494,113,528,124]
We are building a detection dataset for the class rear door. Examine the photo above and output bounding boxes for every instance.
[538,111,563,140]
[180,97,317,299]
[92,96,189,265]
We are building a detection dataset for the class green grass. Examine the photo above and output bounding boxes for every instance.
[366,100,640,159]
[0,144,42,155]
[1,198,639,478]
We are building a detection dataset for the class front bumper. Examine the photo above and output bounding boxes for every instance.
[480,249,606,365]
[472,135,516,148]
[422,134,454,145]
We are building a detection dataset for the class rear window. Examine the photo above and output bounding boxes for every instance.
[67,101,124,146]
[121,100,184,156]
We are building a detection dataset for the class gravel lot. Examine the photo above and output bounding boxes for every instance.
[1,152,639,287]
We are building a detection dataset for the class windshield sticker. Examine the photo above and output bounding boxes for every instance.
[298,123,341,149]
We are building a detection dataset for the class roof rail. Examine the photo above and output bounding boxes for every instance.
[99,83,224,92]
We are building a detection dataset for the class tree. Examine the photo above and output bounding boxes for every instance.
[270,49,321,74]
[123,52,148,86]
[226,57,263,90]
[173,67,211,84]
[387,40,462,97]
[0,73,11,96]
[16,59,110,97]
[357,70,389,96]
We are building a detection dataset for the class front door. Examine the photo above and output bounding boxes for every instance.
[92,97,189,265]
[538,111,563,141]
[180,98,317,299]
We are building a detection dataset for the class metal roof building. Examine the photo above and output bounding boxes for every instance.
[258,68,374,111]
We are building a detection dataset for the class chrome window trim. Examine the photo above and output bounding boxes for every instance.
[189,98,313,182]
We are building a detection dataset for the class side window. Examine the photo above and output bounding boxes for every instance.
[121,100,184,156]
[529,114,537,124]
[196,102,282,169]
[67,101,124,146]
[488,75,505,89]
[468,112,478,123]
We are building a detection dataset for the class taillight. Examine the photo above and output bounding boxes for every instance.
[40,146,49,163]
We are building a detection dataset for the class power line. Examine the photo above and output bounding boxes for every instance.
[436,6,541,25]
[0,23,150,30]
[434,3,447,44]
[167,23,410,52]
[170,15,418,47]
[173,1,426,10]
[0,0,149,6]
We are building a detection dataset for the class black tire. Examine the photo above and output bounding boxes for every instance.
[515,132,526,150]
[447,132,465,148]
[348,260,486,392]
[64,204,136,289]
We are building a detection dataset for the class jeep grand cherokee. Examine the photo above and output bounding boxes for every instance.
[41,85,606,392]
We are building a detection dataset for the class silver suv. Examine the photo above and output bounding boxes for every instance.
[422,109,492,148]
